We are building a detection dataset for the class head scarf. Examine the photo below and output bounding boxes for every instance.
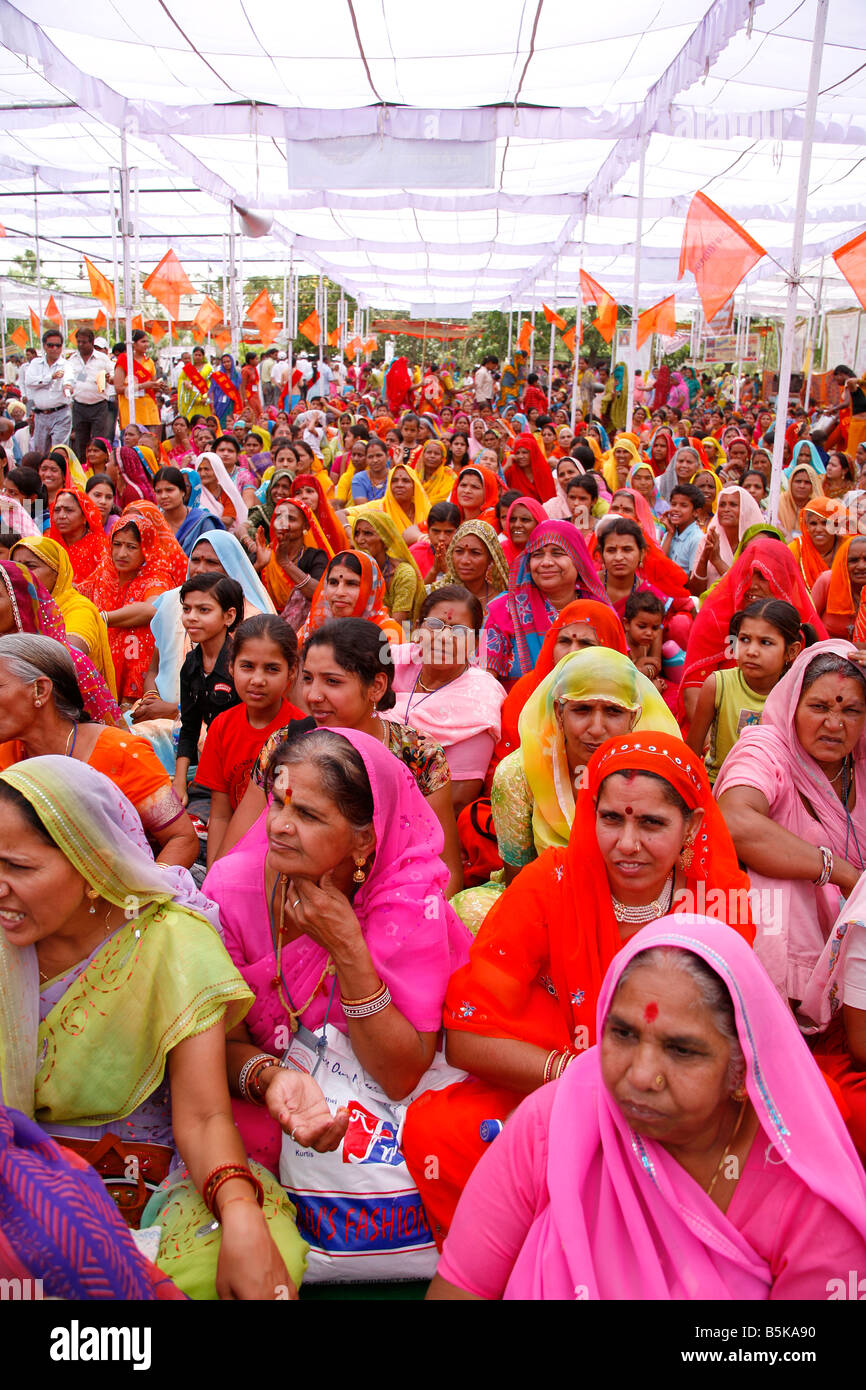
[196,451,250,527]
[502,495,548,566]
[372,463,432,536]
[788,439,826,478]
[49,443,88,492]
[47,488,109,586]
[597,491,692,601]
[601,437,642,494]
[705,484,766,570]
[650,364,671,412]
[505,433,556,503]
[778,464,825,538]
[304,550,402,643]
[290,473,349,556]
[8,537,116,699]
[0,561,121,725]
[521,913,866,1300]
[114,446,156,509]
[411,439,455,505]
[450,465,500,526]
[349,510,426,616]
[680,537,827,706]
[646,429,676,477]
[519,650,680,850]
[795,497,846,590]
[204,727,471,1043]
[246,467,294,538]
[121,500,188,587]
[626,461,660,507]
[505,521,611,676]
[824,536,866,637]
[442,520,509,597]
[0,495,39,539]
[262,498,334,612]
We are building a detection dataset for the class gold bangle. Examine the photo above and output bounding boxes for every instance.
[340,979,386,1008]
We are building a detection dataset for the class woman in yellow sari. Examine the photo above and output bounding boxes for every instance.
[115,331,162,431]
[9,536,117,697]
[412,439,456,505]
[352,464,431,545]
[601,436,642,493]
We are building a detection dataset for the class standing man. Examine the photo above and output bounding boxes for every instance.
[25,327,72,454]
[64,327,112,459]
[474,355,497,409]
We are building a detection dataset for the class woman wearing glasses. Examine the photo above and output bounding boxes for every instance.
[391,586,505,814]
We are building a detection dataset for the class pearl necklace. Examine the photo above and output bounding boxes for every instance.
[611,872,674,924]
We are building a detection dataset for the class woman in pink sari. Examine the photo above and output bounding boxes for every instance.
[428,915,866,1300]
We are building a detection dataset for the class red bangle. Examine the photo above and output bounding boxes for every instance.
[202,1163,264,1213]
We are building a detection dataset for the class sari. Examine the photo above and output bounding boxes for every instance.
[177,360,212,420]
[704,484,766,581]
[80,510,179,703]
[117,355,160,429]
[601,437,642,494]
[777,464,825,539]
[0,561,121,725]
[9,537,116,697]
[47,488,109,586]
[484,521,611,679]
[596,491,692,604]
[411,441,456,504]
[348,510,426,619]
[303,549,403,644]
[438,914,866,1300]
[819,538,864,639]
[174,501,225,557]
[0,756,246,1141]
[246,469,294,541]
[789,498,845,591]
[354,464,432,539]
[196,452,249,530]
[122,500,188,587]
[493,599,628,768]
[438,520,509,600]
[50,444,88,492]
[289,473,348,555]
[504,433,556,503]
[626,461,665,517]
[209,355,243,425]
[501,495,548,567]
[679,538,826,711]
[114,446,157,509]
[404,733,753,1240]
[261,499,333,612]
[449,466,500,528]
[715,640,866,1004]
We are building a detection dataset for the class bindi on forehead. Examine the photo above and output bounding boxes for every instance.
[644,1002,659,1023]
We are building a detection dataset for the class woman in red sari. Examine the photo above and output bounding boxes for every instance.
[289,472,349,555]
[47,488,109,586]
[403,732,754,1245]
[503,434,556,504]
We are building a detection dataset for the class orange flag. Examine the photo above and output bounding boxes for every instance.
[299,309,321,345]
[10,325,27,349]
[247,289,276,328]
[214,328,232,349]
[194,295,224,334]
[130,313,143,332]
[192,325,206,344]
[84,256,116,318]
[0,222,6,237]
[364,336,377,353]
[517,319,533,352]
[636,294,677,349]
[542,303,567,330]
[327,326,341,347]
[44,295,62,324]
[833,229,866,313]
[142,249,195,321]
[579,270,617,344]
[93,310,107,332]
[561,325,578,354]
[146,320,168,343]
[678,192,765,323]
[29,308,40,340]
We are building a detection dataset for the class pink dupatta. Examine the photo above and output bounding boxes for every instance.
[504,915,866,1300]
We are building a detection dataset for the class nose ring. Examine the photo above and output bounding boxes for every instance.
[654,1074,665,1091]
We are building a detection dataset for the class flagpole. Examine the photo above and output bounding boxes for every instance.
[507,302,513,362]
[286,250,294,410]
[0,279,6,382]
[548,264,558,401]
[119,126,136,426]
[132,167,141,312]
[228,209,240,363]
[32,173,43,323]
[626,138,647,434]
[529,290,536,373]
[804,256,824,411]
[109,168,120,344]
[571,201,587,434]
[769,0,828,525]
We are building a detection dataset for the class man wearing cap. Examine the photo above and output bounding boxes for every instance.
[25,327,72,453]
[63,327,112,459]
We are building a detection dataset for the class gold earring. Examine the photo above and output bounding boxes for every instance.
[86,887,99,915]
[353,858,367,884]
[679,835,695,873]
[732,1084,747,1103]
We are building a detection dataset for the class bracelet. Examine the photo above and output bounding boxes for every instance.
[238,1051,277,1100]
[340,980,387,1008]
[542,1049,560,1085]
[247,1057,282,1106]
[814,845,834,888]
[202,1164,265,1214]
[553,1052,575,1081]
[341,985,392,1019]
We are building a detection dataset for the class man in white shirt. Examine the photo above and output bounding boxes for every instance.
[474,356,497,407]
[26,327,72,454]
[63,327,112,460]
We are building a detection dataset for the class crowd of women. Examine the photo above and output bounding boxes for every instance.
[2,342,866,1304]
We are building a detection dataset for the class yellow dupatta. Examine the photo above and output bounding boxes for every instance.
[11,536,117,697]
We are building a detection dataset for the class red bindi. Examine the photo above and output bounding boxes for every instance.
[625,805,633,815]
[644,1002,659,1023]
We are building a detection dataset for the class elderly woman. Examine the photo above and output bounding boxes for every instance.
[403,732,754,1244]
[202,727,471,1271]
[428,917,866,1300]
[716,641,866,1007]
[434,520,508,619]
[0,633,197,867]
[0,756,308,1300]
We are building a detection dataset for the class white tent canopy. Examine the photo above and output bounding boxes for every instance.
[0,0,865,318]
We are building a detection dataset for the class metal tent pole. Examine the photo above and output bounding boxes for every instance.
[625,138,647,434]
[119,128,136,425]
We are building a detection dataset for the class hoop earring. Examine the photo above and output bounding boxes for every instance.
[353,858,367,884]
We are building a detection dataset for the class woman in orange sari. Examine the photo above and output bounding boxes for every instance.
[504,434,556,504]
[789,497,846,591]
[122,499,189,587]
[403,733,754,1245]
[47,487,109,586]
[302,549,403,644]
[79,509,178,705]
[450,464,501,528]
[257,499,332,613]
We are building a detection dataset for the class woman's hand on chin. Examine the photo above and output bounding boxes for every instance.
[264,1067,349,1152]
[285,871,364,956]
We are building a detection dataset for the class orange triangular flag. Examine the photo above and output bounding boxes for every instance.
[84,256,116,318]
[29,308,40,339]
[0,222,6,238]
[678,192,765,323]
[10,325,27,349]
[246,289,276,327]
[517,319,533,352]
[146,320,168,343]
[327,326,341,347]
[561,325,577,354]
[44,295,61,324]
[833,229,866,313]
[364,336,377,353]
[93,310,107,332]
[131,314,144,332]
[192,325,206,344]
[345,343,355,361]
[298,309,321,345]
[214,328,232,349]
[636,294,677,349]
[194,295,224,334]
[542,303,567,330]
[579,271,618,344]
[142,249,195,321]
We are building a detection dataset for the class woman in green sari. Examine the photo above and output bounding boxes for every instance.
[0,756,329,1299]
